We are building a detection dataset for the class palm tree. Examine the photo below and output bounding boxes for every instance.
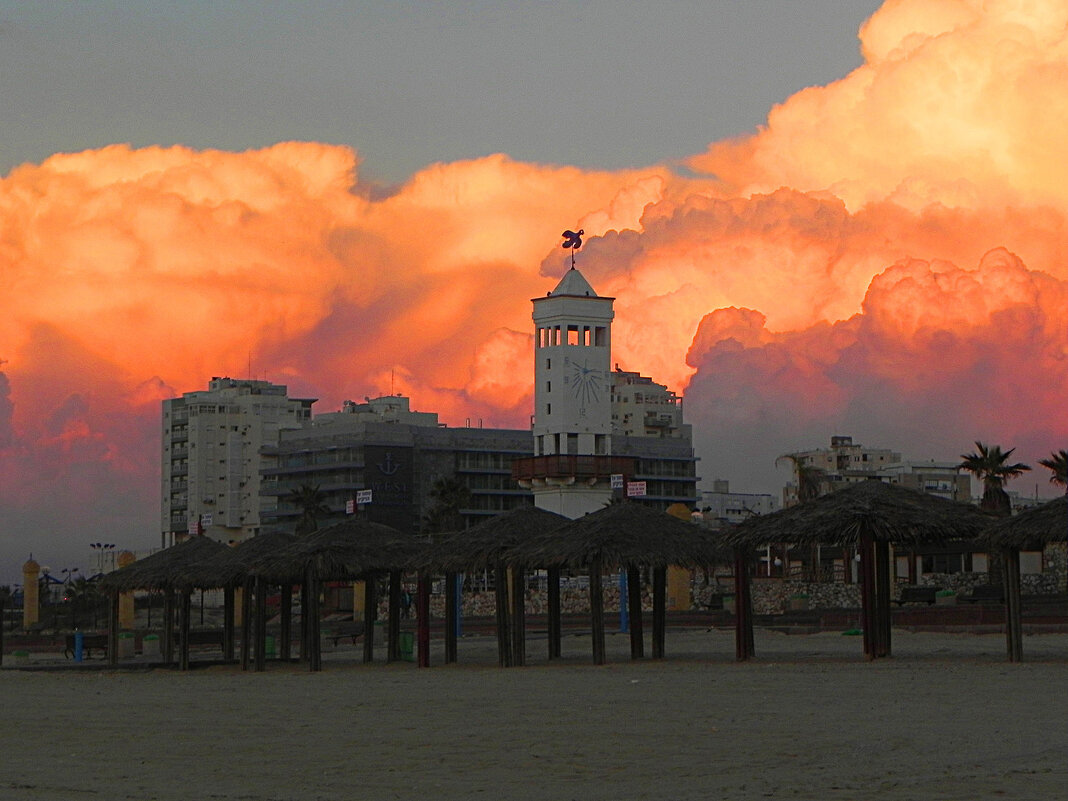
[1037,450,1067,489]
[958,441,1031,516]
[286,484,329,535]
[776,454,826,504]
[422,475,471,539]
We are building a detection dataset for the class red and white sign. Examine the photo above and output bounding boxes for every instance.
[626,481,647,497]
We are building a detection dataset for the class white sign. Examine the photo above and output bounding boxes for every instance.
[356,489,373,504]
[201,513,213,526]
[610,473,624,489]
[345,499,355,515]
[626,481,647,498]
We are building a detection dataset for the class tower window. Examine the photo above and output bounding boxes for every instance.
[583,327,591,346]
[567,325,579,346]
[595,327,606,346]
[546,403,551,416]
[546,358,551,369]
[546,381,551,392]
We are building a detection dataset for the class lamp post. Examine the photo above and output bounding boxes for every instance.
[89,543,116,576]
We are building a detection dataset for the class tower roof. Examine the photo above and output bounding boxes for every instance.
[549,267,598,298]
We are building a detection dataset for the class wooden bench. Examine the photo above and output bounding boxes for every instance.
[176,629,225,649]
[962,585,1004,604]
[893,586,938,606]
[326,621,366,647]
[64,633,109,659]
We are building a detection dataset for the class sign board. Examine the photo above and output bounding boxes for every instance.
[626,481,647,498]
[356,489,373,505]
[201,513,213,526]
[610,473,624,489]
[345,499,355,515]
[187,519,202,536]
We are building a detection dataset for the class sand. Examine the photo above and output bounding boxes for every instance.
[2,628,1067,800]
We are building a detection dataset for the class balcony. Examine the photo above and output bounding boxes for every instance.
[511,454,636,482]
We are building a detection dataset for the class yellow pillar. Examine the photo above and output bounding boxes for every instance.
[118,551,137,629]
[352,581,365,614]
[233,586,244,629]
[22,558,40,630]
[665,503,696,611]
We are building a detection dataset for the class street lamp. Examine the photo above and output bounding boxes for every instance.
[89,543,116,576]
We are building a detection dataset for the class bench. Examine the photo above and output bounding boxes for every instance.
[176,629,225,649]
[64,633,109,659]
[326,621,366,647]
[962,585,1004,604]
[893,586,938,606]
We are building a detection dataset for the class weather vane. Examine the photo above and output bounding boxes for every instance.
[561,228,583,269]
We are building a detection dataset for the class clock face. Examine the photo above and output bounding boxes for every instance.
[570,360,603,407]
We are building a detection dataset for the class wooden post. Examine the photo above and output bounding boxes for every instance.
[254,577,267,672]
[590,555,606,665]
[387,570,401,663]
[240,578,252,671]
[162,590,174,664]
[362,578,376,664]
[223,585,235,662]
[875,539,892,658]
[306,569,322,672]
[107,591,119,667]
[279,584,292,661]
[627,566,644,659]
[859,531,875,661]
[547,566,561,660]
[179,591,191,671]
[493,561,512,667]
[652,566,666,659]
[299,581,309,663]
[0,596,4,667]
[510,566,526,667]
[416,573,431,668]
[444,571,458,664]
[1004,549,1023,662]
[733,550,749,661]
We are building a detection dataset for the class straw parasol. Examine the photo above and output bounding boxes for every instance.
[980,495,1067,661]
[250,517,426,671]
[723,479,992,661]
[507,501,730,665]
[414,505,569,666]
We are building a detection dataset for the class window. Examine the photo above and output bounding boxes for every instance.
[546,403,551,416]
[567,325,579,346]
[595,327,606,346]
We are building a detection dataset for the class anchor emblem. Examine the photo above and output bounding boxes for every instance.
[377,452,400,476]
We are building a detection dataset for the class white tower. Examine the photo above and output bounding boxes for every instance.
[527,266,616,517]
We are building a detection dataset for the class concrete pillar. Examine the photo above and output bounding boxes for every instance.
[22,558,40,630]
[117,551,137,629]
[353,581,365,615]
[667,566,690,612]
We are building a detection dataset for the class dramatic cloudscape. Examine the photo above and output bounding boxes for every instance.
[1,0,1066,581]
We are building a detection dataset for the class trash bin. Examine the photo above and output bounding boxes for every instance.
[265,635,275,658]
[398,631,414,662]
[118,632,135,659]
[142,634,160,658]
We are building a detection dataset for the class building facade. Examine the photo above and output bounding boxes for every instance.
[161,377,315,547]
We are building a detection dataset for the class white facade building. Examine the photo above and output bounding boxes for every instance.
[161,377,315,547]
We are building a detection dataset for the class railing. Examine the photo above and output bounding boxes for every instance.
[511,454,636,481]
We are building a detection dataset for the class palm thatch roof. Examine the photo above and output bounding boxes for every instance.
[252,517,426,583]
[97,536,233,593]
[505,501,731,570]
[412,506,569,573]
[721,479,992,549]
[982,495,1067,550]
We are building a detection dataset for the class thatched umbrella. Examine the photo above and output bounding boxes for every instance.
[980,495,1067,661]
[98,536,233,669]
[414,506,569,666]
[252,518,425,671]
[507,502,729,665]
[723,480,992,661]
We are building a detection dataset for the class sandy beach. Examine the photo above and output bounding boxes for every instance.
[3,628,1067,800]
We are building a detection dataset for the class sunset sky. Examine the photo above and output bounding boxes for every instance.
[2,0,1066,583]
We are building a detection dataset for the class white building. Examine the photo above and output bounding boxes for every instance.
[518,266,697,518]
[700,479,779,528]
[161,377,315,547]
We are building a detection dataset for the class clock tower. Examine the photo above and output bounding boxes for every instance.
[524,266,618,517]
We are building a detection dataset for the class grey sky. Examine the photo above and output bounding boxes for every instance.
[0,1,883,184]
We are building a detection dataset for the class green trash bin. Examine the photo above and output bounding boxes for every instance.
[398,631,414,662]
[265,635,275,658]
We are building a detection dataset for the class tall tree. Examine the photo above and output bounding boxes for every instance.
[286,484,329,535]
[958,441,1031,516]
[776,454,826,504]
[1037,449,1068,489]
[422,475,471,539]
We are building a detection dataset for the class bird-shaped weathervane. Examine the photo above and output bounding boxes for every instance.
[561,228,583,268]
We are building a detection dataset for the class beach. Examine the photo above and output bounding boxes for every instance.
[3,629,1067,800]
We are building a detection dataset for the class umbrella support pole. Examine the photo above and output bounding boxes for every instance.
[362,579,376,664]
[547,567,561,660]
[493,562,511,667]
[444,571,458,664]
[590,556,606,665]
[510,566,526,667]
[1004,549,1023,662]
[652,567,666,659]
[627,566,644,659]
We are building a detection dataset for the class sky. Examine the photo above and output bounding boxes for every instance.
[1,0,1066,584]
